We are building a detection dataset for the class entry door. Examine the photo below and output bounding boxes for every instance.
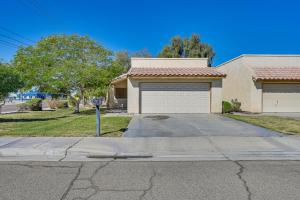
[263,83,300,112]
[140,82,210,113]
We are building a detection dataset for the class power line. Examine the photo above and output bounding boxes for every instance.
[17,0,66,28]
[0,40,19,48]
[18,0,61,27]
[0,26,35,44]
[0,43,17,49]
[0,33,30,46]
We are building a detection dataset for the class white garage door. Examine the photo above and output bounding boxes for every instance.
[263,83,300,112]
[140,83,210,113]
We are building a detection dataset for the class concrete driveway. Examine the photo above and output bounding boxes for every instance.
[124,114,282,137]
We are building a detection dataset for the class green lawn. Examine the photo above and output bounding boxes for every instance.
[0,109,131,137]
[226,114,300,135]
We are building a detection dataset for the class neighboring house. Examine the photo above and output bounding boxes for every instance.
[109,58,226,113]
[17,88,52,100]
[217,55,300,113]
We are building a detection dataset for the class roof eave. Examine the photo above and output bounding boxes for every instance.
[128,75,226,79]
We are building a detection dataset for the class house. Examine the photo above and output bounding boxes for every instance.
[217,55,300,113]
[109,58,226,113]
[15,88,52,100]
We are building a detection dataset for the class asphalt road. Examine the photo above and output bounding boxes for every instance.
[0,161,299,200]
[0,104,18,113]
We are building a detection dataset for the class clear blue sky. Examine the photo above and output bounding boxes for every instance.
[1,0,300,66]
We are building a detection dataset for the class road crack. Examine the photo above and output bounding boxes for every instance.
[205,137,252,200]
[234,161,252,200]
[139,167,157,200]
[65,161,114,200]
[60,162,84,200]
[59,138,83,161]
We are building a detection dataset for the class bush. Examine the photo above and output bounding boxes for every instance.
[57,100,68,109]
[18,98,42,111]
[17,103,30,111]
[222,101,233,113]
[27,98,43,111]
[47,99,68,109]
[231,99,241,112]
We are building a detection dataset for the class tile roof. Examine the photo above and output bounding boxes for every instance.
[128,67,226,77]
[253,67,300,81]
[111,73,128,83]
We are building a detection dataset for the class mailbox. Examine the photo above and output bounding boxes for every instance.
[92,97,104,137]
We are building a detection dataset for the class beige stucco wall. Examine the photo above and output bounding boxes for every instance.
[131,58,208,68]
[217,57,258,112]
[217,55,300,113]
[243,55,300,68]
[127,77,223,114]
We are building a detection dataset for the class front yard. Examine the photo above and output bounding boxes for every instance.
[0,109,131,137]
[226,114,300,135]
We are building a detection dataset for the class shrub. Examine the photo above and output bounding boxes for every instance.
[26,98,43,111]
[57,100,68,109]
[222,101,233,113]
[47,99,68,109]
[17,103,30,111]
[17,98,42,111]
[231,99,241,112]
[47,99,57,109]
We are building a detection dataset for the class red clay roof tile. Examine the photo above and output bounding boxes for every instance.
[253,67,300,81]
[128,67,226,77]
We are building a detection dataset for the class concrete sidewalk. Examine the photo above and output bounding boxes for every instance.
[1,136,300,161]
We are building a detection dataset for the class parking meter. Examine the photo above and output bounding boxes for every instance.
[92,97,104,137]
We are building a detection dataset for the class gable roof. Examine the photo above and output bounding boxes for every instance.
[252,67,300,81]
[128,67,226,77]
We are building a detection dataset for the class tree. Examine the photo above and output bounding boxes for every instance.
[0,63,23,113]
[131,48,152,58]
[14,34,114,113]
[158,33,215,66]
[115,51,131,72]
[115,48,152,71]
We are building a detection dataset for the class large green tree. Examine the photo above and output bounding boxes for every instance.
[0,62,23,113]
[158,34,215,66]
[14,34,120,113]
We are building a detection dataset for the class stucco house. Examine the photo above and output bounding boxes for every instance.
[217,55,300,113]
[109,58,226,113]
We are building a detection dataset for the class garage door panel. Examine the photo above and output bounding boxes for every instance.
[141,83,210,113]
[263,84,300,112]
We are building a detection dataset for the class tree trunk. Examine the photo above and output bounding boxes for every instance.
[74,99,81,113]
[0,101,4,114]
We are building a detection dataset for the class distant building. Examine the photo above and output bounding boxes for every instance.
[16,88,52,100]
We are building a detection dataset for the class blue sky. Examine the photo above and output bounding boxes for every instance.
[0,0,300,66]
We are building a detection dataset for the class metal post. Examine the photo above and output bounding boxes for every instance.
[96,105,101,137]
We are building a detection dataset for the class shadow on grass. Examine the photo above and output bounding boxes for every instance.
[76,109,96,116]
[0,116,68,123]
[76,107,106,116]
[101,128,128,136]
